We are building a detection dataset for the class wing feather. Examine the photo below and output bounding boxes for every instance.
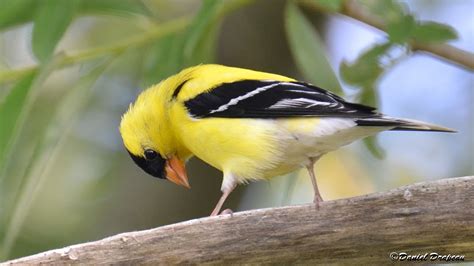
[184,80,379,119]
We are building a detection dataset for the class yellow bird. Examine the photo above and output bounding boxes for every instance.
[120,64,454,216]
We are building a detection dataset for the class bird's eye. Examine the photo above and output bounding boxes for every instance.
[144,149,158,160]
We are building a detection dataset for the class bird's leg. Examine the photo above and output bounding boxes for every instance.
[306,157,324,206]
[210,183,236,216]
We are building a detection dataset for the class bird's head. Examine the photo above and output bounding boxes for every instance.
[119,84,191,189]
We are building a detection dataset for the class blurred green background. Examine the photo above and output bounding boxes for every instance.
[0,0,472,261]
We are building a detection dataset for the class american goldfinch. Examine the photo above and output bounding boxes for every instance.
[120,64,454,216]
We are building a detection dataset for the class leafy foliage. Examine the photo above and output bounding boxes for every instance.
[337,0,458,157]
[78,0,151,16]
[285,1,342,94]
[0,0,37,30]
[340,42,392,158]
[310,0,343,12]
[32,0,79,62]
[182,0,222,66]
[0,73,36,165]
[0,0,152,31]
[141,0,250,87]
[340,43,391,93]
[412,22,457,43]
[141,33,186,87]
[345,0,458,90]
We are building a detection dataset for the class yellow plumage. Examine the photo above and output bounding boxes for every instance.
[120,64,454,216]
[121,65,302,180]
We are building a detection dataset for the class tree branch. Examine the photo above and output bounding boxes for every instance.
[3,176,473,264]
[301,0,474,71]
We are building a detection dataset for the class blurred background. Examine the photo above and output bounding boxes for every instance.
[0,0,472,260]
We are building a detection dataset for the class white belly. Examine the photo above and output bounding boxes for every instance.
[265,118,387,175]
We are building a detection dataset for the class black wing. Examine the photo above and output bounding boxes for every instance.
[184,80,380,119]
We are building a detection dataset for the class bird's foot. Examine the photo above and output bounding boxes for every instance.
[221,208,234,216]
[210,208,234,217]
[313,195,324,209]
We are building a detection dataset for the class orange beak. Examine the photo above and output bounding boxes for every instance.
[165,156,190,189]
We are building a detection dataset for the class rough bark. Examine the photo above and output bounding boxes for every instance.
[3,176,473,265]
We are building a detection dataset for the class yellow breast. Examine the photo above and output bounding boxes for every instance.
[171,104,281,179]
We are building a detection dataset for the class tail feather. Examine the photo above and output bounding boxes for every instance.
[355,116,456,133]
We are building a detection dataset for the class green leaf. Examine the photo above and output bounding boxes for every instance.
[340,43,391,88]
[359,0,406,24]
[32,0,79,62]
[187,24,219,66]
[311,0,343,12]
[78,0,151,16]
[0,73,36,165]
[413,22,458,43]
[141,32,186,87]
[0,54,62,184]
[141,0,253,86]
[218,0,254,15]
[0,59,111,259]
[285,1,343,94]
[182,0,222,66]
[360,0,457,45]
[340,43,392,159]
[387,16,457,44]
[361,88,384,159]
[182,0,253,66]
[386,14,416,43]
[0,0,152,31]
[51,60,111,133]
[0,0,37,30]
[359,85,377,109]
[363,136,385,159]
